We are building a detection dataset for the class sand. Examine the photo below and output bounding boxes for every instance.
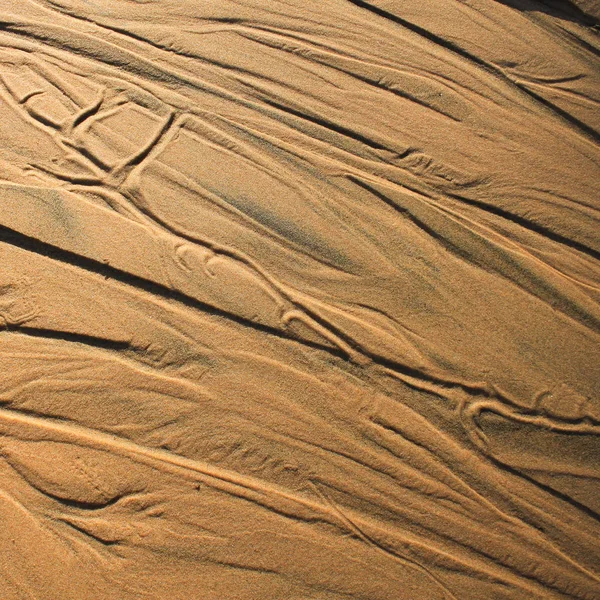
[0,1,598,598]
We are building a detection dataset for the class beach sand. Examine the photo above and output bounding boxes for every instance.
[0,1,598,598]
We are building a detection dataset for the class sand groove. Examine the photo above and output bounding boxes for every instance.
[0,1,598,598]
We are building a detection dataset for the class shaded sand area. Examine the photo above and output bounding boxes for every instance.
[0,1,599,598]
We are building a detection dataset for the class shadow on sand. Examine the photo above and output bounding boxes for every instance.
[495,0,599,29]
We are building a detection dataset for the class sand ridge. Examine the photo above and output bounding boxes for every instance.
[0,1,598,598]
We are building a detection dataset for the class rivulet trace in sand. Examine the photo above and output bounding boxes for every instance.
[0,1,598,598]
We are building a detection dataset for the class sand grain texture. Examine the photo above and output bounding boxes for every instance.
[0,1,599,598]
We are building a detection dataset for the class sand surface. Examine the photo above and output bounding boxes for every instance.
[0,1,599,598]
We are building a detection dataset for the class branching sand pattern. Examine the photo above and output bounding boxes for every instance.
[0,1,599,598]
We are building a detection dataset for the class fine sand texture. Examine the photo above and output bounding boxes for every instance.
[0,1,599,598]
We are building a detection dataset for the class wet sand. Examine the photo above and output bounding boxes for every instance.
[0,1,599,598]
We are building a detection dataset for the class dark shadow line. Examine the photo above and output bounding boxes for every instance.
[0,225,346,358]
[345,0,600,142]
[2,325,130,352]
